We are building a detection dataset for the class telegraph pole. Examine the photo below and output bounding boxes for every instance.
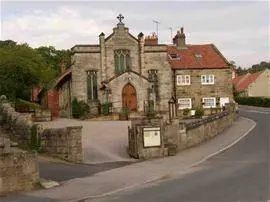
[153,20,160,38]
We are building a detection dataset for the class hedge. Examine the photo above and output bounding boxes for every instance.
[235,96,270,107]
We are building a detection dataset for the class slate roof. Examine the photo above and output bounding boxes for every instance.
[167,44,230,69]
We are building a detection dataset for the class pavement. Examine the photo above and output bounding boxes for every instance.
[38,156,132,182]
[41,119,133,164]
[2,115,256,202]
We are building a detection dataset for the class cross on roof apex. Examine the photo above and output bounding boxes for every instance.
[117,14,124,24]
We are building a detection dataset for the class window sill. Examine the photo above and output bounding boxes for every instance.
[201,83,215,85]
[202,106,217,109]
[177,84,191,86]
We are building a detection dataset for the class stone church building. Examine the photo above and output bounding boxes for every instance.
[71,15,173,116]
[37,14,233,119]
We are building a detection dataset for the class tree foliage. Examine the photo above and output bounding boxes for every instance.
[35,46,72,76]
[0,40,55,100]
[232,61,270,76]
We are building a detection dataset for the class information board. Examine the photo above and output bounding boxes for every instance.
[143,127,161,147]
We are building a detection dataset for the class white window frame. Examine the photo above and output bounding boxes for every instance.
[176,75,191,86]
[178,98,192,109]
[201,74,215,85]
[202,97,216,108]
[219,97,230,107]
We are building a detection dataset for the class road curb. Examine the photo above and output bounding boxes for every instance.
[76,117,257,202]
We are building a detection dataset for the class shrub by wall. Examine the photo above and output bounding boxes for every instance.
[72,98,89,119]
[235,96,270,107]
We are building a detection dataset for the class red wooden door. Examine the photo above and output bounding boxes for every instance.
[122,84,137,111]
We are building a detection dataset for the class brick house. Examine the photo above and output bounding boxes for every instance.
[36,15,233,119]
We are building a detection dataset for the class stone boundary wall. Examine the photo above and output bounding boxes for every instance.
[0,151,39,195]
[178,110,235,150]
[128,118,168,159]
[0,102,33,144]
[165,106,237,153]
[34,109,51,122]
[41,126,83,163]
[130,104,237,159]
[0,96,83,163]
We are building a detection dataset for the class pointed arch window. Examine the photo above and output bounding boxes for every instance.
[114,49,131,74]
[87,70,98,101]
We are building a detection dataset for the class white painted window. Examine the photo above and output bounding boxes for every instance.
[201,74,215,85]
[202,97,216,108]
[220,97,230,107]
[176,75,191,85]
[178,98,192,109]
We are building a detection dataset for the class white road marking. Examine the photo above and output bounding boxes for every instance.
[188,117,257,169]
[241,109,270,114]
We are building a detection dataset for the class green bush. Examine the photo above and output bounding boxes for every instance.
[72,98,89,119]
[15,99,40,110]
[235,96,270,107]
[195,107,204,118]
[29,124,43,152]
[183,108,190,116]
[119,107,129,120]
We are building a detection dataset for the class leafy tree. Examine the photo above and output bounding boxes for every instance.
[35,46,71,76]
[0,40,54,100]
[249,61,270,73]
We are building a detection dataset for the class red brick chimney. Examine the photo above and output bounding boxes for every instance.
[145,33,158,45]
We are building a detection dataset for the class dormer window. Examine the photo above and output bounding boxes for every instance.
[195,53,202,59]
[169,53,180,60]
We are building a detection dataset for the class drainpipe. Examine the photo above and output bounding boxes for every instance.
[173,69,176,98]
[173,69,177,117]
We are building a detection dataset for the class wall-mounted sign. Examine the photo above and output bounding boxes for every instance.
[143,127,161,147]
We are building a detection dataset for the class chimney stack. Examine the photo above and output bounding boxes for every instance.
[173,27,186,49]
[145,33,158,45]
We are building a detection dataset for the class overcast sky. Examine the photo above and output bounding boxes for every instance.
[1,1,269,68]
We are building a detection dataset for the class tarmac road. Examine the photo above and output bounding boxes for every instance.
[91,106,270,202]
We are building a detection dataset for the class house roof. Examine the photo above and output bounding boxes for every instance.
[232,74,249,85]
[54,69,72,89]
[167,44,230,69]
[233,71,263,91]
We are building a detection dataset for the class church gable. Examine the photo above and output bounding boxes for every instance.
[104,14,138,45]
[100,15,141,80]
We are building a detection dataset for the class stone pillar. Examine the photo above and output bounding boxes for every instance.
[178,122,187,150]
[138,32,144,75]
[99,32,106,81]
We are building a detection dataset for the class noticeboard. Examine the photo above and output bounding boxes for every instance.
[143,127,161,147]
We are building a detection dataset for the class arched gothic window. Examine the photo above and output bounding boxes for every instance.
[114,49,131,74]
[87,70,98,101]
